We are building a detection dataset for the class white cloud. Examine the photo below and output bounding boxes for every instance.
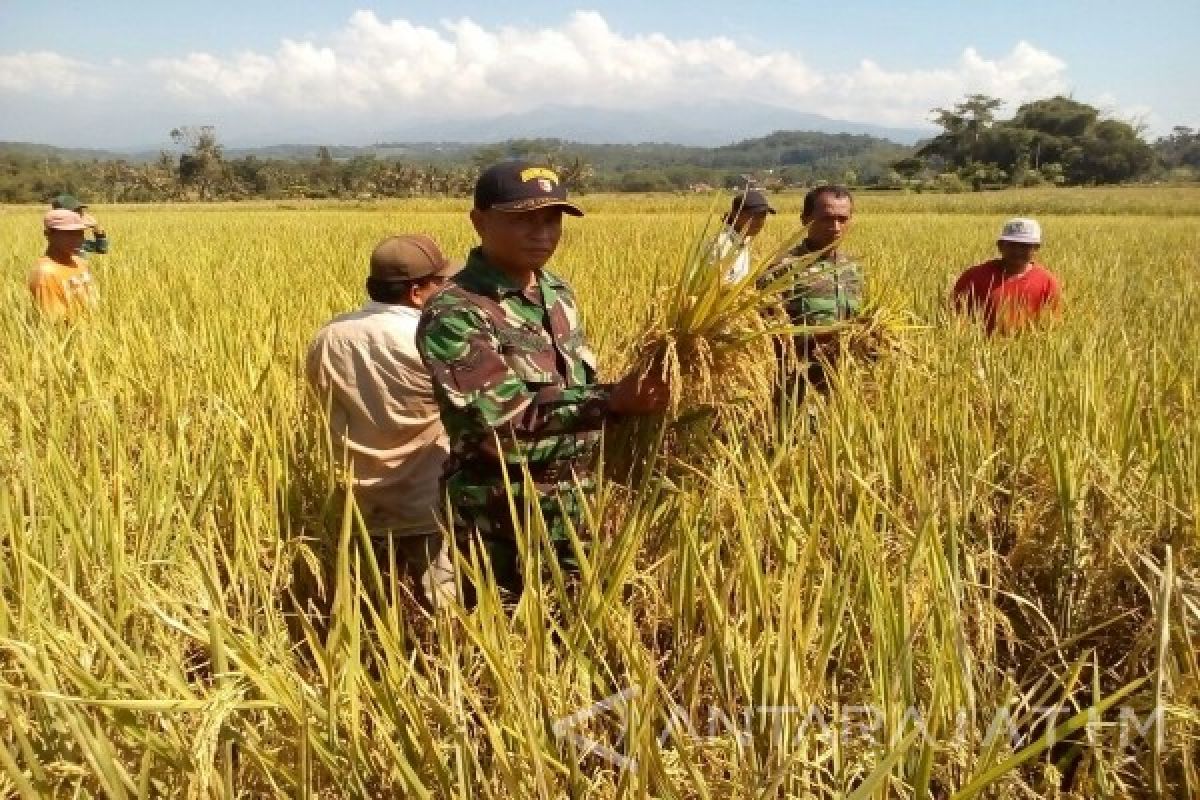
[132,10,1066,126]
[7,10,1159,145]
[817,41,1069,125]
[0,51,107,95]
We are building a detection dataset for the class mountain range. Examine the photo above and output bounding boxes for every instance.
[0,101,929,160]
[379,102,930,147]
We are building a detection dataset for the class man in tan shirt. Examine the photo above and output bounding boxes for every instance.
[306,234,462,608]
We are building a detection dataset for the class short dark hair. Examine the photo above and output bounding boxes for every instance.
[802,185,854,218]
[366,276,420,304]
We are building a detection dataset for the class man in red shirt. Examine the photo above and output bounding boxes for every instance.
[951,217,1062,334]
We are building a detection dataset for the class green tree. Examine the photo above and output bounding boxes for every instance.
[918,94,1004,165]
[914,94,1155,186]
[1155,126,1200,170]
[312,146,338,195]
[891,156,926,181]
[170,125,226,200]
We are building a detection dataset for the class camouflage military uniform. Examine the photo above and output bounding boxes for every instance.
[761,241,863,391]
[415,247,610,579]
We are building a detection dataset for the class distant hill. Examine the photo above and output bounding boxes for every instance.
[215,130,910,171]
[1,128,913,201]
[454,131,908,173]
[219,143,479,161]
[2,101,927,163]
[2,127,912,172]
[0,141,130,161]
[381,101,929,147]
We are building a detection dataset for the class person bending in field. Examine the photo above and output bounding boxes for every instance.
[29,209,99,320]
[951,218,1062,335]
[306,234,463,610]
[709,188,776,284]
[760,185,862,397]
[51,194,109,256]
[415,161,669,604]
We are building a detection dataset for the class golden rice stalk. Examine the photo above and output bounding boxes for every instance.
[835,301,924,363]
[625,203,831,422]
[608,199,835,481]
[631,290,778,421]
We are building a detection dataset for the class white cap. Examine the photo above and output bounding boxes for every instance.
[998,217,1042,244]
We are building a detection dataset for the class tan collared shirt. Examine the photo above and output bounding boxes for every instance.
[306,301,447,535]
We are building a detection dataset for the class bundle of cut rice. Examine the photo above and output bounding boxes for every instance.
[607,202,832,479]
[814,291,924,368]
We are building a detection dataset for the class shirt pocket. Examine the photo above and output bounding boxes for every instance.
[496,326,558,387]
[558,328,598,383]
[503,350,558,387]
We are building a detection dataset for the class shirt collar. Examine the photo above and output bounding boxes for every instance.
[795,239,849,263]
[457,246,565,298]
[719,224,743,243]
[360,300,420,317]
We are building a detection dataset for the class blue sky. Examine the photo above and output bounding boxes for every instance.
[1,1,1196,147]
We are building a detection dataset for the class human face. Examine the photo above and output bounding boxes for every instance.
[471,206,564,274]
[802,195,853,251]
[45,227,85,256]
[997,240,1039,272]
[733,210,768,237]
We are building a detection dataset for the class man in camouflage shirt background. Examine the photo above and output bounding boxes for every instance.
[416,161,668,599]
[760,185,862,395]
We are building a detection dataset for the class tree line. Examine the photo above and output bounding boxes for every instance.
[900,94,1192,190]
[1,95,1196,204]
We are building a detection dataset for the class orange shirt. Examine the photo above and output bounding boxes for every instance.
[28,255,98,318]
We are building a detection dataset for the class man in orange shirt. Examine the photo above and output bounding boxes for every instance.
[30,209,98,319]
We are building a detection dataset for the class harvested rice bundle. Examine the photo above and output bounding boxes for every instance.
[630,285,778,421]
[607,205,834,480]
[827,298,924,364]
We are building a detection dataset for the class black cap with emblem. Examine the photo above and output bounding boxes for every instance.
[473,161,585,217]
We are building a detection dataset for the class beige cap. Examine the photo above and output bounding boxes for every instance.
[44,209,87,231]
[369,234,462,281]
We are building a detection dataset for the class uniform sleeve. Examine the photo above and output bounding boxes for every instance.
[842,263,864,318]
[416,304,612,440]
[757,250,793,291]
[82,235,109,255]
[28,266,67,318]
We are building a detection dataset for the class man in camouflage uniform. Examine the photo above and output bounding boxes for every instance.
[416,161,668,599]
[760,185,862,395]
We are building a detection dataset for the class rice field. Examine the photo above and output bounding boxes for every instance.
[0,188,1197,798]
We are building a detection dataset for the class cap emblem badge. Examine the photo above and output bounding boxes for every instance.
[520,166,559,184]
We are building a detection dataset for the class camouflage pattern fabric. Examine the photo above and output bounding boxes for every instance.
[761,240,864,392]
[761,240,864,329]
[415,248,611,545]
